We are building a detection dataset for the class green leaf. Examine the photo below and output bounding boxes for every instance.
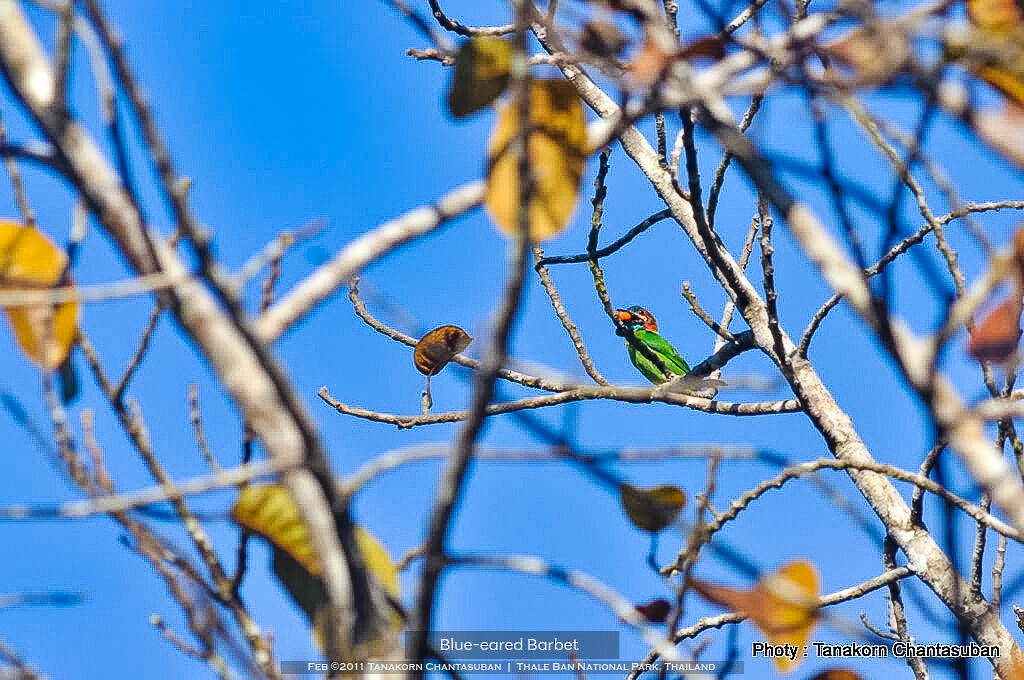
[619,483,685,533]
[447,37,512,118]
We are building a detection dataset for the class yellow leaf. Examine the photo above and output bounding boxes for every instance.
[946,26,1024,108]
[312,526,402,654]
[690,560,820,673]
[414,324,472,376]
[968,0,1024,33]
[0,221,79,369]
[485,79,587,241]
[231,484,321,575]
[354,524,400,604]
[447,37,512,118]
[619,482,685,533]
[978,63,1024,108]
[753,561,820,671]
[231,484,403,653]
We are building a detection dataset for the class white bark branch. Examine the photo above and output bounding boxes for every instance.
[529,4,1024,673]
[0,0,392,661]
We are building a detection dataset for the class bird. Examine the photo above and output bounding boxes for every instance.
[615,306,690,384]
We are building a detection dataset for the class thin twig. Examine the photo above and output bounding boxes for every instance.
[532,245,608,384]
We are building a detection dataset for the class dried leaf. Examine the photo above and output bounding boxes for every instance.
[972,101,1024,169]
[599,0,649,21]
[824,27,910,87]
[1014,223,1024,274]
[690,560,820,672]
[968,295,1023,362]
[627,39,675,85]
[414,324,472,375]
[978,63,1024,108]
[1006,647,1024,680]
[678,34,726,61]
[634,598,672,623]
[946,26,1024,108]
[807,671,863,680]
[968,0,1024,33]
[447,37,512,118]
[0,221,79,369]
[485,79,587,241]
[619,482,685,533]
[580,20,630,58]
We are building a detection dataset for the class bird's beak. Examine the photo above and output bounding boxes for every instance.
[615,309,632,323]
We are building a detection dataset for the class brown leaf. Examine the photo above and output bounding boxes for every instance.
[678,34,726,61]
[414,325,472,375]
[806,671,864,680]
[688,577,756,619]
[634,598,672,623]
[619,482,685,533]
[1014,223,1024,274]
[968,295,1023,362]
[580,20,630,58]
[824,27,910,87]
[627,39,675,85]
[690,560,820,672]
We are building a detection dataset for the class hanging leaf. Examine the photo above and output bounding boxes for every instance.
[579,20,630,58]
[232,484,322,575]
[968,0,1024,33]
[57,356,80,405]
[678,34,727,61]
[619,482,685,533]
[1012,223,1024,276]
[231,484,402,653]
[807,671,863,680]
[982,70,1024,109]
[414,324,472,376]
[824,27,911,87]
[485,79,587,241]
[690,560,820,672]
[0,221,79,369]
[945,26,1024,109]
[447,37,512,118]
[968,295,1023,362]
[310,524,403,653]
[627,39,676,85]
[972,103,1024,169]
[634,598,672,623]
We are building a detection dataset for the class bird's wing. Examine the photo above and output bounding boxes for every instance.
[639,330,690,374]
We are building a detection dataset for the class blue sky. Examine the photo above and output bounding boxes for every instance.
[0,2,1021,679]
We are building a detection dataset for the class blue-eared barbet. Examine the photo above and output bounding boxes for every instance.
[615,306,690,384]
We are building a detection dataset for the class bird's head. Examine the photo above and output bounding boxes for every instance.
[616,306,659,332]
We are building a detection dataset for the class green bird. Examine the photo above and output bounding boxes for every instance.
[616,306,690,384]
